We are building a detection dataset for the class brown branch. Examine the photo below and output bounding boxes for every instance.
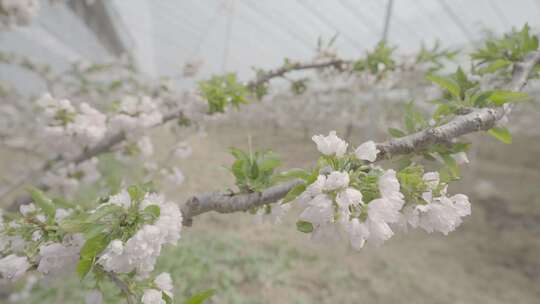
[246,59,350,89]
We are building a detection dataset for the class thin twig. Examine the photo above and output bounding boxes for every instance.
[104,271,135,304]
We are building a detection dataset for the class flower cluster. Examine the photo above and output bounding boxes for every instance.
[292,131,471,250]
[156,167,184,187]
[0,0,39,29]
[0,185,182,304]
[42,157,101,196]
[36,233,84,274]
[109,95,163,132]
[0,201,82,282]
[398,171,471,235]
[255,201,291,225]
[36,94,107,156]
[141,272,174,304]
[33,93,188,198]
[98,191,182,278]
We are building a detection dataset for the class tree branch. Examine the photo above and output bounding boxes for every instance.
[181,179,303,225]
[247,59,350,89]
[376,50,540,159]
[179,51,540,226]
[7,51,540,228]
[5,59,352,207]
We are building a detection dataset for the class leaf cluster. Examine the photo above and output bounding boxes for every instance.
[472,23,539,75]
[228,147,282,192]
[416,40,458,71]
[353,41,396,75]
[427,67,528,144]
[198,73,249,114]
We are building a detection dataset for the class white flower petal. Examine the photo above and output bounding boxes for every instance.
[355,141,379,162]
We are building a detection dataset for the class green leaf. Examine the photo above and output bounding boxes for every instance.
[426,74,461,99]
[423,152,437,161]
[259,154,281,172]
[59,219,90,233]
[454,67,469,94]
[388,128,406,138]
[488,91,529,106]
[140,181,158,193]
[477,59,512,75]
[52,197,77,209]
[450,142,471,153]
[231,160,245,180]
[127,185,145,203]
[403,100,427,133]
[80,232,110,260]
[229,147,248,161]
[86,205,125,222]
[162,292,173,304]
[76,258,93,279]
[184,289,215,304]
[488,127,512,144]
[143,205,161,218]
[471,90,493,107]
[82,224,107,239]
[441,153,460,178]
[27,187,56,219]
[296,220,314,233]
[433,103,454,121]
[306,168,319,184]
[270,169,310,184]
[404,115,415,133]
[249,161,259,179]
[282,183,306,203]
[394,157,412,170]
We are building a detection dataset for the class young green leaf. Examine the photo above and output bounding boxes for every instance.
[296,220,314,233]
[283,183,306,203]
[488,127,512,144]
[471,90,493,107]
[441,154,460,179]
[52,197,77,209]
[82,224,107,240]
[388,128,406,138]
[86,205,125,222]
[162,292,173,304]
[143,205,161,219]
[80,232,110,260]
[426,74,461,99]
[28,187,56,219]
[127,185,145,203]
[258,153,281,172]
[184,289,216,304]
[488,91,529,106]
[76,258,93,279]
[476,59,511,75]
[270,169,310,184]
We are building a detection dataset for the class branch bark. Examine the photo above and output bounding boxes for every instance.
[181,179,303,225]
